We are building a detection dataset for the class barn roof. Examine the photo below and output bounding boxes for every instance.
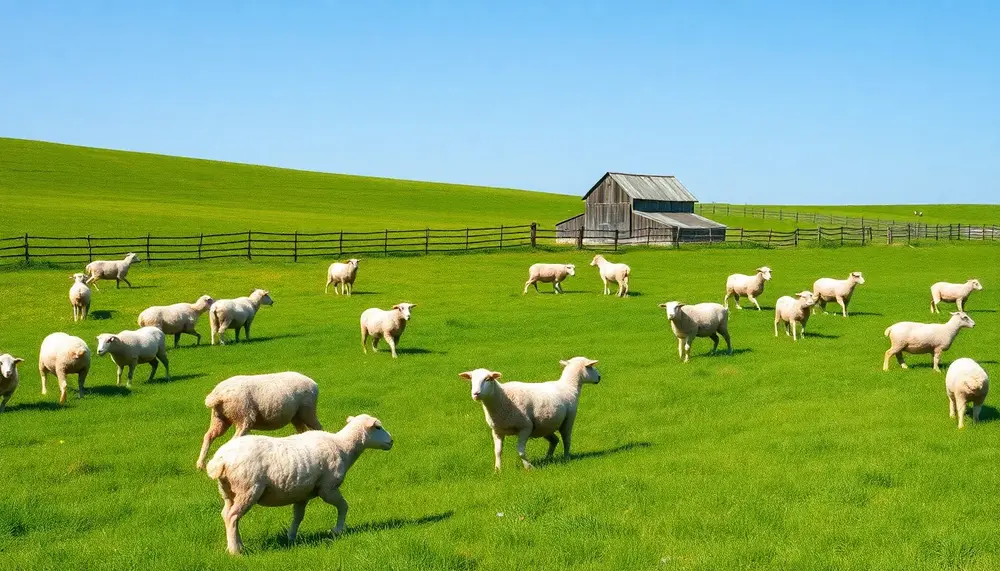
[584,172,698,202]
[633,212,726,229]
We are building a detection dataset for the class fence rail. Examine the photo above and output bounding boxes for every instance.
[695,203,999,231]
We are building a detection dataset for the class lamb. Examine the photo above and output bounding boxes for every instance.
[774,291,819,341]
[0,354,24,412]
[459,356,601,471]
[724,266,772,310]
[945,358,990,429]
[206,414,393,555]
[883,312,975,372]
[930,279,983,313]
[38,333,91,403]
[812,272,865,317]
[69,273,92,321]
[209,290,274,345]
[523,263,575,294]
[84,252,139,291]
[659,301,732,362]
[96,326,170,386]
[138,295,215,347]
[196,372,323,470]
[360,303,415,358]
[325,259,360,295]
[590,255,630,297]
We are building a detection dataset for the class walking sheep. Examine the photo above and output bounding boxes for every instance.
[138,295,215,347]
[196,372,322,470]
[209,290,274,345]
[69,273,91,322]
[0,354,24,412]
[206,414,393,555]
[812,272,865,317]
[590,255,630,297]
[883,312,975,372]
[325,259,360,295]
[360,303,415,358]
[724,266,772,310]
[96,327,170,386]
[659,301,732,362]
[460,356,601,471]
[774,291,818,341]
[39,333,91,403]
[930,279,983,313]
[523,263,575,294]
[84,252,139,291]
[946,358,989,428]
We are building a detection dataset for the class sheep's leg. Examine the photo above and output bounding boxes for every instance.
[784,323,791,337]
[543,434,559,458]
[72,306,77,322]
[121,277,133,288]
[930,298,938,313]
[0,393,9,413]
[932,349,943,373]
[126,364,136,387]
[523,279,534,294]
[371,335,379,353]
[774,319,779,337]
[748,294,761,310]
[319,487,349,536]
[957,298,965,312]
[676,338,684,360]
[57,372,68,404]
[159,353,170,381]
[77,370,87,398]
[791,322,798,341]
[601,277,609,295]
[346,282,352,296]
[733,293,742,309]
[288,501,308,543]
[173,333,181,348]
[955,395,968,429]
[115,365,123,386]
[233,326,240,343]
[40,368,48,395]
[492,431,504,472]
[386,334,397,358]
[835,295,847,317]
[683,337,694,363]
[225,492,260,555]
[972,397,984,424]
[292,406,323,432]
[516,429,534,470]
[243,322,251,342]
[325,277,332,294]
[947,391,957,419]
[720,327,733,355]
[148,359,159,382]
[197,413,231,470]
[724,291,731,309]
[115,279,120,289]
[560,416,575,458]
[709,333,720,354]
[361,329,369,354]
[191,330,202,346]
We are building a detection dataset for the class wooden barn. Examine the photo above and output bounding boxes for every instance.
[555,172,726,243]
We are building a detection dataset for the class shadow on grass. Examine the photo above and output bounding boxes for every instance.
[537,441,653,467]
[846,311,883,317]
[967,309,996,313]
[90,310,115,320]
[243,333,305,343]
[396,347,446,356]
[705,348,752,357]
[4,401,63,412]
[147,372,206,385]
[802,332,840,340]
[87,386,131,397]
[263,511,455,550]
[976,405,999,423]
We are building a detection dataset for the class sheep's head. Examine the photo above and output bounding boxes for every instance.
[565,264,576,276]
[951,312,976,329]
[392,303,416,320]
[559,357,601,384]
[969,279,983,291]
[795,291,818,307]
[125,252,139,263]
[757,267,773,281]
[70,273,88,283]
[460,369,501,401]
[348,258,360,268]
[590,255,605,266]
[0,354,23,378]
[95,334,119,356]
[658,301,683,320]
[251,289,273,306]
[198,295,215,307]
[346,415,393,450]
[850,272,865,284]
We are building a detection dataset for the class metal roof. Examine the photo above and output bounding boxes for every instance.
[584,172,698,202]
[633,212,726,229]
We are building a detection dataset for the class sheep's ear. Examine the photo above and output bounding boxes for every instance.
[488,372,502,380]
[365,417,378,428]
[657,303,667,308]
[409,304,417,308]
[459,372,473,380]
[346,415,355,424]
[585,359,598,367]
[559,360,569,366]
[13,358,23,365]
[392,305,401,310]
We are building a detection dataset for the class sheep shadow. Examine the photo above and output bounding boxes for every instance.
[243,333,305,343]
[89,310,116,320]
[845,311,883,317]
[396,347,446,356]
[968,309,997,314]
[537,441,653,466]
[147,372,206,385]
[802,332,840,340]
[263,510,455,550]
[86,386,131,397]
[975,405,999,423]
[4,401,63,413]
[705,348,752,358]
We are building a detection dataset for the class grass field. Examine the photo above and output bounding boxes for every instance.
[701,204,1000,232]
[1,242,999,570]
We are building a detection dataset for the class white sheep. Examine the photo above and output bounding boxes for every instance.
[523,263,576,294]
[659,301,732,362]
[196,372,323,470]
[946,358,990,429]
[0,353,24,412]
[724,266,772,310]
[138,295,215,347]
[206,414,393,555]
[39,333,91,403]
[590,255,630,297]
[96,327,170,386]
[774,291,818,341]
[883,312,975,372]
[460,356,601,471]
[325,259,360,295]
[69,273,91,322]
[360,303,415,358]
[812,272,865,317]
[930,279,983,313]
[209,290,274,345]
[84,252,139,291]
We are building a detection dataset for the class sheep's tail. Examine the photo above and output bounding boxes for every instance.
[883,326,892,337]
[205,389,222,409]
[209,305,220,333]
[68,346,88,361]
[206,455,227,480]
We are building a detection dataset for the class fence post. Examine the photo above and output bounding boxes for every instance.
[577,226,584,249]
[23,233,29,263]
[146,233,151,264]
[198,233,203,261]
[246,231,252,261]
[530,223,537,248]
[794,228,799,246]
[425,228,429,255]
[768,229,773,246]
[740,228,744,247]
[841,227,845,246]
[906,224,911,244]
[87,235,93,262]
[614,229,619,252]
[499,225,504,251]
[861,226,865,246]
[887,227,892,245]
[339,231,343,255]
[293,231,298,262]
[957,224,961,241]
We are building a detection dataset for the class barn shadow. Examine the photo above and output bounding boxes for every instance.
[262,511,454,550]
[537,441,653,466]
[4,401,63,413]
[90,310,116,320]
[147,372,206,385]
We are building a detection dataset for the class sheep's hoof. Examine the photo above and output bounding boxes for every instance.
[331,527,344,538]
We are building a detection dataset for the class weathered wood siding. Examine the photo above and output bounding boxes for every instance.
[584,175,631,231]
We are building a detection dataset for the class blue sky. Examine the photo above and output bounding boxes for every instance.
[2,1,998,203]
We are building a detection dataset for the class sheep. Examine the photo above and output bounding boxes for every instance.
[209,290,274,345]
[138,295,215,347]
[206,414,393,555]
[590,254,630,297]
[459,356,601,471]
[724,266,772,310]
[945,358,990,429]
[196,372,323,470]
[883,312,975,372]
[96,326,170,386]
[360,303,415,358]
[69,273,91,322]
[523,263,575,294]
[812,272,865,317]
[325,259,360,295]
[39,333,91,403]
[659,301,732,362]
[774,291,818,341]
[0,354,24,413]
[84,252,139,291]
[930,279,983,313]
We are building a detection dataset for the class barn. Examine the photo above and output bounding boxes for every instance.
[555,172,726,244]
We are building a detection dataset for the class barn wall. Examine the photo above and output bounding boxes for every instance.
[585,175,630,205]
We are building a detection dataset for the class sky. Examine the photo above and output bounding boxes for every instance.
[1,1,998,204]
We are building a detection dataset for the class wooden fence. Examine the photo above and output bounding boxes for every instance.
[696,202,999,231]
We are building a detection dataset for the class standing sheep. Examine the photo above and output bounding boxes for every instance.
[138,295,215,347]
[523,263,575,294]
[659,301,732,362]
[96,327,170,386]
[206,414,393,554]
[209,290,274,345]
[0,353,24,413]
[69,273,91,322]
[325,259,360,295]
[590,255,630,297]
[930,279,983,313]
[460,356,601,471]
[84,252,140,291]
[812,272,865,317]
[39,333,91,403]
[724,266,772,310]
[883,312,975,372]
[360,303,415,358]
[945,358,989,428]
[196,372,323,470]
[774,291,819,341]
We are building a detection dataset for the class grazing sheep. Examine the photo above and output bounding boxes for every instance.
[96,327,170,386]
[196,372,323,470]
[812,272,865,317]
[360,303,415,358]
[883,312,975,372]
[84,252,139,291]
[0,354,24,412]
[206,414,393,555]
[523,263,576,294]
[68,273,92,322]
[774,291,818,341]
[931,279,983,313]
[138,295,215,347]
[724,266,772,310]
[659,301,732,362]
[209,290,274,345]
[946,358,990,429]
[39,333,91,403]
[325,259,360,295]
[590,255,630,297]
[460,356,601,471]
